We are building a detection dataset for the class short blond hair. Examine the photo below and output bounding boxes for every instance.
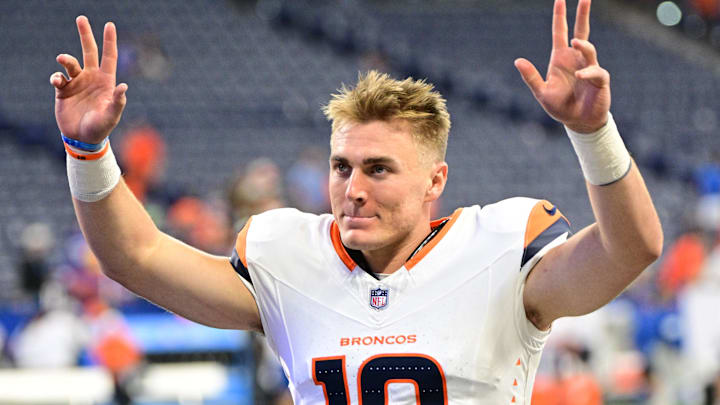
[323,70,451,162]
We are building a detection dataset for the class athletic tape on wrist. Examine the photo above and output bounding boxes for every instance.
[565,113,632,186]
[66,143,122,202]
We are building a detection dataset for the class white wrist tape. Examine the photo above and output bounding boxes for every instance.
[565,113,632,186]
[66,143,122,202]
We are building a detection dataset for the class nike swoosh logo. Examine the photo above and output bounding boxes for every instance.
[543,204,557,216]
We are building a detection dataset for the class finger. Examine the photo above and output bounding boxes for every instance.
[100,22,118,75]
[573,0,591,41]
[514,58,546,97]
[571,38,598,66]
[575,65,609,88]
[552,0,568,50]
[109,83,129,116]
[50,72,69,89]
[56,54,82,78]
[76,15,99,69]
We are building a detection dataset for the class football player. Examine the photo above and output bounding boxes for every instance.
[50,0,662,403]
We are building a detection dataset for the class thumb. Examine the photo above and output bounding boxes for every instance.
[109,83,128,117]
[514,58,545,98]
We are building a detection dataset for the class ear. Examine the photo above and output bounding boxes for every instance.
[425,161,448,203]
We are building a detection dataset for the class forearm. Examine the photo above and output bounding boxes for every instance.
[523,160,663,326]
[586,161,663,268]
[72,178,163,276]
[564,112,663,269]
[73,180,261,330]
[53,16,262,331]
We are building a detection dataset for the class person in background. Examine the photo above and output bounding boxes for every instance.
[286,146,330,214]
[227,157,285,232]
[17,223,55,306]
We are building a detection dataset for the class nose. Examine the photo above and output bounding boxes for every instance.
[345,170,368,204]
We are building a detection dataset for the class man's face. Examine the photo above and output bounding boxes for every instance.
[329,119,445,254]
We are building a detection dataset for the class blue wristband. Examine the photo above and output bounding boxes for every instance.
[61,134,107,152]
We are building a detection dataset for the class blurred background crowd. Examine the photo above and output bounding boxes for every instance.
[1,0,720,404]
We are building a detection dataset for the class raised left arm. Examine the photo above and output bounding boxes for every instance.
[524,161,662,330]
[515,0,663,330]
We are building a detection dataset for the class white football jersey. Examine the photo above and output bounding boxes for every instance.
[230,197,570,405]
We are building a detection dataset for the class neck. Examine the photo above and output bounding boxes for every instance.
[361,222,432,274]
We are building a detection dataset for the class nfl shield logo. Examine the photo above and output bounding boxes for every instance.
[369,287,389,310]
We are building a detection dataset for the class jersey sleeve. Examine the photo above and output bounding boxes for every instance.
[229,217,256,297]
[515,199,571,351]
[521,199,571,270]
[226,208,328,362]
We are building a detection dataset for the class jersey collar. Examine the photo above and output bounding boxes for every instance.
[329,208,463,272]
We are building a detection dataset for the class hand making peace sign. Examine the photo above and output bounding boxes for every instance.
[515,0,611,134]
[51,16,127,144]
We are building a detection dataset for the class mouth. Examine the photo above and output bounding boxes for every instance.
[342,213,377,228]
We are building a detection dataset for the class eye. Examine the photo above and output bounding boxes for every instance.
[334,162,350,174]
[371,165,388,175]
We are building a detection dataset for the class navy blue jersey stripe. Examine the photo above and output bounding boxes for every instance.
[230,248,253,285]
[521,217,571,268]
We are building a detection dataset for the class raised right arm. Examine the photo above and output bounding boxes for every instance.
[52,16,261,331]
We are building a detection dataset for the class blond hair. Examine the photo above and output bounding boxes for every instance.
[323,70,451,162]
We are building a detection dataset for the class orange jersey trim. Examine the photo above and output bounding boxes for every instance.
[523,200,569,249]
[234,217,253,269]
[405,208,463,271]
[330,221,357,271]
[329,208,463,272]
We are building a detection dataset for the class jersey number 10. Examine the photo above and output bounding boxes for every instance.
[313,353,447,404]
